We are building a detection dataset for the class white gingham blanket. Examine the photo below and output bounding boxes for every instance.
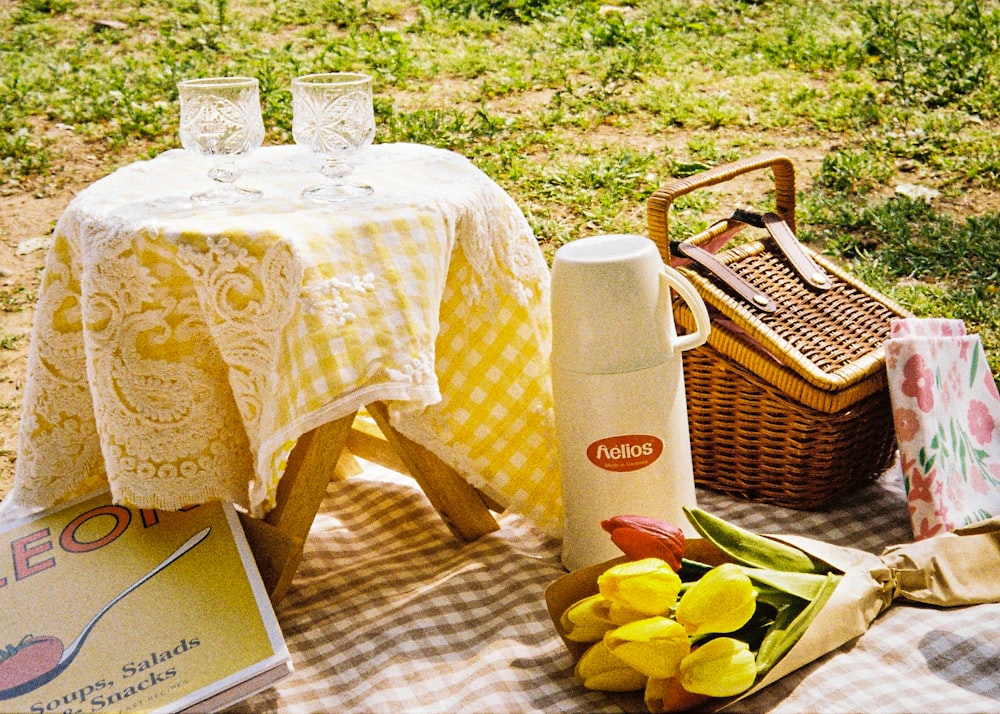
[232,460,1000,713]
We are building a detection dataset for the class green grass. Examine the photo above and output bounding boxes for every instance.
[0,287,34,313]
[1,0,998,381]
[0,331,22,350]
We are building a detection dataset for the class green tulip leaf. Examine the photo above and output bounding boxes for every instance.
[683,507,828,574]
[755,572,841,676]
[738,566,837,601]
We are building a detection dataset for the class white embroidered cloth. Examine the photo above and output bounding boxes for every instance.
[8,144,561,530]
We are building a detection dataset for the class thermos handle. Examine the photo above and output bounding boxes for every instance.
[660,265,711,353]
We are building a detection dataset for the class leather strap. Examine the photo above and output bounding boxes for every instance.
[671,240,777,313]
[670,209,833,312]
[670,210,831,313]
[762,212,832,291]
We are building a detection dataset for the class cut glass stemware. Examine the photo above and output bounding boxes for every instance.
[292,72,376,203]
[178,76,265,205]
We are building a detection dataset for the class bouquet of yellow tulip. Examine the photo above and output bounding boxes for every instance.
[545,508,1000,713]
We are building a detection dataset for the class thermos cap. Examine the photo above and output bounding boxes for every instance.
[551,234,675,374]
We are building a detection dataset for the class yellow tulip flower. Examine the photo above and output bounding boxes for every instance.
[606,600,650,626]
[560,593,618,643]
[597,558,682,616]
[575,640,648,692]
[678,637,757,697]
[675,563,756,636]
[604,616,691,679]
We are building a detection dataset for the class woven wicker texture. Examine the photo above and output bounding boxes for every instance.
[647,153,909,509]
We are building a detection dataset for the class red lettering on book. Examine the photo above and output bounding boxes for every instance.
[12,529,55,581]
[60,505,132,553]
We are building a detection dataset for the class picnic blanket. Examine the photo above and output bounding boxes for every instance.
[231,460,1000,713]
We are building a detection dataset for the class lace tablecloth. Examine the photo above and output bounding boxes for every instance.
[231,459,1000,714]
[7,143,560,529]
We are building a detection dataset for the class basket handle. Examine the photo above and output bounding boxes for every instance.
[647,152,796,260]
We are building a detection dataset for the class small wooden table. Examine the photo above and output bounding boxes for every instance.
[9,143,561,603]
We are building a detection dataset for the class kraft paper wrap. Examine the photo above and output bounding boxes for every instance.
[732,519,1000,706]
[546,520,1000,712]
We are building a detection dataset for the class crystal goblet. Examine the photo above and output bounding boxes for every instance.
[178,76,265,205]
[291,72,376,203]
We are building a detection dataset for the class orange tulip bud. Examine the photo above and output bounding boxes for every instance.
[645,676,712,713]
[601,515,685,570]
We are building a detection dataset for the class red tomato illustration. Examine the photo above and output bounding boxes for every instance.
[0,636,65,689]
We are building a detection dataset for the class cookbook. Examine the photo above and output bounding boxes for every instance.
[0,491,292,713]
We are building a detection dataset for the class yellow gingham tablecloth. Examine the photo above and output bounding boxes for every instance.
[7,143,561,530]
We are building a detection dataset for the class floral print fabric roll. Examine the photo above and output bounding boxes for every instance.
[886,318,1000,539]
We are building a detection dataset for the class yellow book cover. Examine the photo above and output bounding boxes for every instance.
[0,491,292,713]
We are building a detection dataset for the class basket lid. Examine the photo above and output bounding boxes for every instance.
[673,229,911,399]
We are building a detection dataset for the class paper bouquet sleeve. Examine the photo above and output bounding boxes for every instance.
[728,519,1000,704]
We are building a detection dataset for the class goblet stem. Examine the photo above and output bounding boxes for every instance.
[301,155,373,203]
[320,157,354,183]
[192,158,262,205]
[209,161,242,184]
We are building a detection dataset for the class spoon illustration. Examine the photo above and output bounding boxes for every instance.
[0,526,211,700]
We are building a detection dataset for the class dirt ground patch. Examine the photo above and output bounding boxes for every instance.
[1,190,79,499]
[1,125,156,500]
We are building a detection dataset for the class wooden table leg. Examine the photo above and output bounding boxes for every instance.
[242,403,501,604]
[242,411,358,604]
[365,401,500,541]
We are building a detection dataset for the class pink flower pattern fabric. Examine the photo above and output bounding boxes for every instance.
[886,318,1000,540]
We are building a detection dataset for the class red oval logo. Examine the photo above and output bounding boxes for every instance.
[586,434,664,472]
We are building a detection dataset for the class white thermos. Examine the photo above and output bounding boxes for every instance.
[551,234,712,571]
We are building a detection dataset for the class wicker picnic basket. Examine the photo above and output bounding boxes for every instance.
[647,152,911,509]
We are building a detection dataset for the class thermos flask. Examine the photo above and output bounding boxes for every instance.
[551,234,712,571]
